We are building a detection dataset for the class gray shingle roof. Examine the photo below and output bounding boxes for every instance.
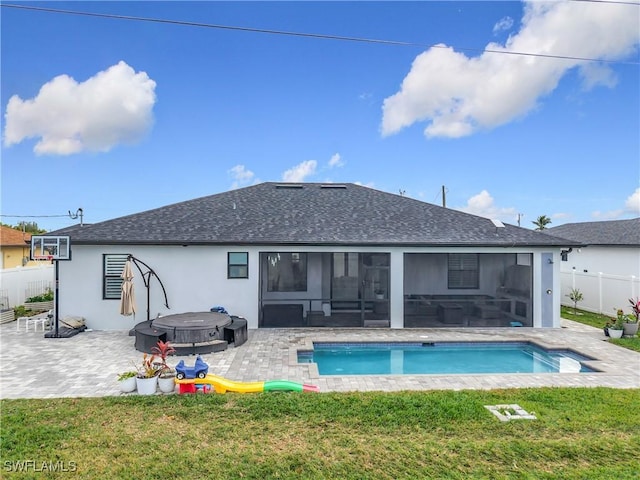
[547,218,640,246]
[50,182,578,247]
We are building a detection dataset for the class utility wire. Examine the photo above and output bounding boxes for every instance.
[1,214,70,218]
[2,3,639,65]
[570,0,639,5]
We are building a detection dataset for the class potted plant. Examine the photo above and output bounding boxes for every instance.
[117,371,137,393]
[622,297,639,337]
[152,340,177,394]
[607,310,626,339]
[135,353,160,395]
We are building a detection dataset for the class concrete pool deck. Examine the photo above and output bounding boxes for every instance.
[1,319,638,399]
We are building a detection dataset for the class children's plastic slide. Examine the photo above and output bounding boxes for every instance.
[176,374,319,394]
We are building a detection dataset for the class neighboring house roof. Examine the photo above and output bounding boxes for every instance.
[49,182,578,247]
[0,225,32,247]
[547,218,640,247]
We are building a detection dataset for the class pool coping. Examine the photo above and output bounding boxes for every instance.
[288,327,639,385]
[293,338,603,377]
[1,319,639,398]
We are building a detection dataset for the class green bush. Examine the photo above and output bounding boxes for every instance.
[25,288,53,303]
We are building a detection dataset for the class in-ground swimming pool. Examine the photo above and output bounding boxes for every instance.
[297,342,597,375]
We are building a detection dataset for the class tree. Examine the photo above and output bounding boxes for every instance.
[532,215,552,230]
[567,288,584,315]
[13,221,47,234]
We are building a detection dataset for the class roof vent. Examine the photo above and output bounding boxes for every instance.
[275,184,303,189]
[320,184,347,189]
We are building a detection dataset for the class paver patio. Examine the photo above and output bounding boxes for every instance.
[1,319,638,399]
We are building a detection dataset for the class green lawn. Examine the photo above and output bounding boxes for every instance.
[561,305,640,352]
[2,388,639,479]
[560,305,614,328]
[2,308,638,478]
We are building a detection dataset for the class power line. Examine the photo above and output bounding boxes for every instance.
[1,214,70,218]
[570,0,640,5]
[2,3,638,65]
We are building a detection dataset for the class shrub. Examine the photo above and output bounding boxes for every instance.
[25,288,53,303]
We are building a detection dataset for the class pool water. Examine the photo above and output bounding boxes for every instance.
[297,342,596,375]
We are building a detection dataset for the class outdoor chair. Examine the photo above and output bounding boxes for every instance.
[19,310,53,332]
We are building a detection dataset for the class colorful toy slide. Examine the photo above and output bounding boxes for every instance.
[174,355,319,394]
[176,374,319,394]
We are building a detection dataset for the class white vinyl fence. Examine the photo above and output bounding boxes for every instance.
[560,270,639,318]
[0,264,55,309]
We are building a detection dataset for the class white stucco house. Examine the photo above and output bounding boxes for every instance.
[48,182,578,331]
[547,218,640,314]
[548,218,640,278]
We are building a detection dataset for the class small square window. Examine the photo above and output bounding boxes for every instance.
[228,252,248,279]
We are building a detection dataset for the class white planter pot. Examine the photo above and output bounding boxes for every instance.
[136,376,158,395]
[119,377,137,393]
[608,328,624,339]
[158,376,176,393]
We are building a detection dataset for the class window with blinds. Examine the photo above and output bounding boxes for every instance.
[103,254,128,299]
[448,253,479,289]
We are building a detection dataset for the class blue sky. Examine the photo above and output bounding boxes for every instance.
[2,1,639,232]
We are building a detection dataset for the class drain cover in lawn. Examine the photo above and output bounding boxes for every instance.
[484,404,537,422]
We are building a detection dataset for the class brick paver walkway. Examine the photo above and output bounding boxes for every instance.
[1,320,638,399]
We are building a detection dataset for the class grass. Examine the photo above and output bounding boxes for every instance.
[560,305,614,328]
[2,388,639,479]
[561,305,640,352]
[2,308,638,478]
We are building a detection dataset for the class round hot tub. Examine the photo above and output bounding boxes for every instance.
[134,312,232,355]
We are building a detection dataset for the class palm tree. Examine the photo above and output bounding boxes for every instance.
[532,215,552,230]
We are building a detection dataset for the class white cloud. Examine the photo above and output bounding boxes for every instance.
[381,1,639,138]
[228,164,257,189]
[3,61,156,155]
[592,209,624,220]
[625,187,640,214]
[493,16,514,35]
[592,187,640,219]
[328,153,344,168]
[456,190,518,222]
[282,160,317,182]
